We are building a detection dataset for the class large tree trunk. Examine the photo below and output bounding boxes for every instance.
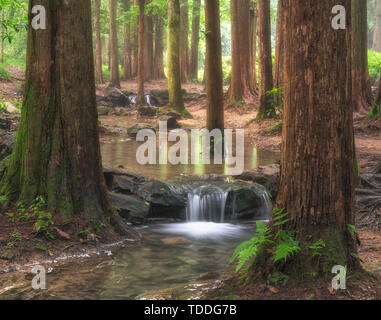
[228,0,256,103]
[274,0,284,89]
[122,0,132,80]
[167,0,185,113]
[94,0,104,83]
[137,0,145,105]
[144,1,154,81]
[256,0,274,119]
[0,0,132,240]
[179,0,189,83]
[189,0,201,83]
[370,72,381,120]
[373,0,381,52]
[252,0,358,279]
[130,0,139,78]
[153,15,166,79]
[205,0,224,132]
[248,2,257,91]
[1,11,4,64]
[352,0,372,112]
[109,0,120,87]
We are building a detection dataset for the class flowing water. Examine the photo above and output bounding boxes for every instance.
[0,140,277,300]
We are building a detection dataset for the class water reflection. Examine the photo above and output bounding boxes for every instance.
[101,138,279,181]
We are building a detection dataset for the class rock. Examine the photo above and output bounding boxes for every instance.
[165,111,182,120]
[0,133,16,162]
[104,87,130,107]
[103,167,146,194]
[159,116,181,130]
[145,95,160,107]
[0,115,10,130]
[236,164,280,199]
[112,107,130,116]
[127,123,156,138]
[108,192,150,223]
[138,106,157,117]
[97,106,112,116]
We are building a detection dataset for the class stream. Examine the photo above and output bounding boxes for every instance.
[0,140,279,300]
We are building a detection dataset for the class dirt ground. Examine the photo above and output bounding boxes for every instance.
[1,68,381,299]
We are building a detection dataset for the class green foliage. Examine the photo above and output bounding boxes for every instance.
[273,229,301,262]
[0,65,11,81]
[309,239,326,257]
[262,121,283,135]
[230,221,272,272]
[268,271,290,287]
[35,242,47,251]
[368,50,381,85]
[265,87,283,118]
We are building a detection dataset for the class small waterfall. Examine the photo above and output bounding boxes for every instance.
[186,185,228,222]
[259,189,273,218]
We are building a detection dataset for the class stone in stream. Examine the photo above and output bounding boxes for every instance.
[138,106,157,117]
[108,192,150,224]
[127,123,156,138]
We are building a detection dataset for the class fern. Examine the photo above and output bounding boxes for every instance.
[230,221,272,272]
[273,230,301,262]
[309,239,326,257]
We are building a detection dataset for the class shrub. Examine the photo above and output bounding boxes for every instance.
[368,50,381,85]
[0,65,11,81]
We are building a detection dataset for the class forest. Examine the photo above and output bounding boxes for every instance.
[0,0,380,302]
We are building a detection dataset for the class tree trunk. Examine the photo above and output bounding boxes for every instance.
[0,11,4,64]
[205,0,224,132]
[179,0,189,83]
[137,0,145,105]
[144,1,154,81]
[0,0,133,240]
[370,72,381,119]
[252,0,358,279]
[352,0,372,112]
[373,0,381,52]
[109,0,120,87]
[274,0,284,89]
[228,0,256,103]
[130,0,139,77]
[153,15,166,79]
[189,0,201,83]
[248,2,257,91]
[167,0,185,113]
[94,0,104,83]
[256,0,275,119]
[122,0,132,80]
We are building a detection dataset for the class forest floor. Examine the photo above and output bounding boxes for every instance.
[0,68,381,299]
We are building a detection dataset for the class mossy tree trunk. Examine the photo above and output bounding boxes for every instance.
[274,0,284,90]
[144,1,154,81]
[205,0,224,132]
[137,0,145,105]
[179,0,189,84]
[0,0,132,240]
[167,0,185,113]
[256,0,275,119]
[189,0,201,83]
[109,0,120,87]
[252,0,358,280]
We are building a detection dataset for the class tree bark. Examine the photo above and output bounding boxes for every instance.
[153,15,166,79]
[94,0,104,84]
[189,0,201,83]
[373,0,381,52]
[109,0,120,87]
[137,0,145,105]
[274,0,284,89]
[352,0,372,112]
[0,0,133,240]
[205,0,224,132]
[179,0,189,83]
[252,0,358,279]
[248,2,257,91]
[122,0,132,80]
[130,0,139,77]
[144,1,154,80]
[167,0,185,112]
[1,11,4,64]
[256,0,275,119]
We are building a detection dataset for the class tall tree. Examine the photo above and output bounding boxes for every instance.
[0,0,131,239]
[352,0,372,112]
[94,0,104,84]
[189,0,201,82]
[274,0,284,89]
[109,0,120,87]
[144,0,154,80]
[137,0,145,105]
[205,0,224,131]
[130,0,139,77]
[153,15,166,79]
[229,0,256,103]
[167,0,185,113]
[256,0,275,119]
[251,0,358,279]
[248,1,258,91]
[122,0,132,80]
[373,0,381,52]
[179,0,189,83]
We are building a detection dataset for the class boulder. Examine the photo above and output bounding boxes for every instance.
[165,111,182,120]
[127,123,156,138]
[103,167,146,194]
[104,87,130,107]
[108,192,150,223]
[138,106,157,117]
[159,116,181,130]
[0,133,16,162]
